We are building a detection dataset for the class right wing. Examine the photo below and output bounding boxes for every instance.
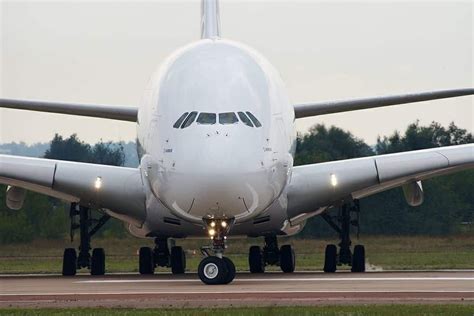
[0,99,138,122]
[0,154,146,226]
[287,144,474,221]
[293,88,474,118]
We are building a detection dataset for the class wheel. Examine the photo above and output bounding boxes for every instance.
[91,248,105,276]
[62,248,77,276]
[170,246,186,274]
[222,257,236,284]
[198,256,228,285]
[324,244,337,273]
[249,246,265,273]
[280,245,295,273]
[139,247,155,275]
[351,245,366,272]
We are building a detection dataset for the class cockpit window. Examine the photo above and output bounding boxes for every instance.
[181,111,198,128]
[246,112,262,128]
[173,112,189,128]
[237,112,254,127]
[219,112,239,125]
[196,112,217,125]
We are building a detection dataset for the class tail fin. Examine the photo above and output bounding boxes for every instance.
[201,0,221,39]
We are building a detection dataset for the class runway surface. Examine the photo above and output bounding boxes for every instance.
[0,271,473,308]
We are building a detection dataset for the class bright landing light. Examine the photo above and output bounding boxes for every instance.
[208,229,216,236]
[330,174,338,187]
[95,177,102,190]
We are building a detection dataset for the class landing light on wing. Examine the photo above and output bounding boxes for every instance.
[95,177,102,190]
[330,174,338,187]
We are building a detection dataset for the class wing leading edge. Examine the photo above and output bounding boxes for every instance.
[0,155,146,226]
[293,88,474,118]
[0,99,138,122]
[287,144,474,220]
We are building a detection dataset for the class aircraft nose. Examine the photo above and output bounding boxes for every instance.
[156,134,280,219]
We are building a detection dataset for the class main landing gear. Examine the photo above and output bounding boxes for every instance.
[321,200,366,273]
[62,203,111,276]
[197,218,236,285]
[248,235,296,273]
[138,237,186,275]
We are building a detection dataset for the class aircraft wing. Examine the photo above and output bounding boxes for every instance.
[287,144,474,220]
[293,88,474,118]
[0,99,138,122]
[0,155,146,225]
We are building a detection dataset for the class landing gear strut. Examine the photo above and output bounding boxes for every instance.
[321,200,365,273]
[248,235,295,273]
[198,218,236,285]
[139,237,186,275]
[62,203,110,276]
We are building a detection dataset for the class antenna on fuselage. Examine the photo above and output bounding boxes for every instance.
[201,0,221,39]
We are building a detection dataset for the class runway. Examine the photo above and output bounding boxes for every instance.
[0,271,473,308]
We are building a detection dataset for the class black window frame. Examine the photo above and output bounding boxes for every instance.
[237,112,254,127]
[173,112,189,128]
[180,111,198,128]
[218,112,239,125]
[246,111,262,127]
[196,112,217,125]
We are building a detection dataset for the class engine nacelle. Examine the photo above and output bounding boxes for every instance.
[6,186,27,210]
[402,180,424,207]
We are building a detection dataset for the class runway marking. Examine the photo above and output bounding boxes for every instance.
[75,277,474,284]
[1,290,474,297]
[1,270,474,277]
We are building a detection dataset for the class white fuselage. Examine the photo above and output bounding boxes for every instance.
[137,39,296,225]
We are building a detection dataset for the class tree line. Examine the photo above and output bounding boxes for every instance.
[0,121,472,243]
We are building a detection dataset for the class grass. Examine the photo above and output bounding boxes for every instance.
[0,235,473,274]
[0,305,473,316]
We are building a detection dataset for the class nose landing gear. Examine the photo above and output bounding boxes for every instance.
[198,218,236,285]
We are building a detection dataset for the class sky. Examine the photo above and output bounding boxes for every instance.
[0,0,472,145]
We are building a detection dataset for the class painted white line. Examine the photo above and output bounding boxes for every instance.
[1,290,473,297]
[75,277,474,284]
[1,270,474,277]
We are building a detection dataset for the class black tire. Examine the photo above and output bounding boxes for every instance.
[139,247,155,275]
[62,248,77,276]
[324,244,337,273]
[351,245,366,273]
[170,246,186,274]
[249,246,265,273]
[198,256,228,285]
[280,245,295,273]
[91,248,105,276]
[222,257,236,284]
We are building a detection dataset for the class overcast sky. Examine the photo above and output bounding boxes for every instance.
[1,0,472,145]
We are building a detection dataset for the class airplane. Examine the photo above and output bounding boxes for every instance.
[0,0,473,285]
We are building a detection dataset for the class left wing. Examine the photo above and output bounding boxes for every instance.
[287,144,474,221]
[293,88,474,118]
[0,155,146,226]
[0,99,138,122]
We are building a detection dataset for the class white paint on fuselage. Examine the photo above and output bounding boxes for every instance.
[138,38,295,223]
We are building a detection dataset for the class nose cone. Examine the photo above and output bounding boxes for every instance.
[155,133,281,220]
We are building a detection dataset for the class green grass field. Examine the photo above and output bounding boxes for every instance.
[0,305,473,316]
[0,234,472,274]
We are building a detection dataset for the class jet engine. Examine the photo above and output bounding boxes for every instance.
[402,180,424,207]
[6,186,27,210]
